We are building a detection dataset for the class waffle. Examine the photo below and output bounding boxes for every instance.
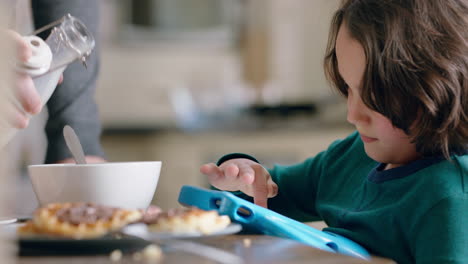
[17,203,142,239]
[146,207,231,235]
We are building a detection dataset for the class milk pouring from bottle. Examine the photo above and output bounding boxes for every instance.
[1,14,95,147]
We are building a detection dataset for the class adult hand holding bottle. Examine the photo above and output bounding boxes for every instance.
[6,30,42,129]
[3,30,65,129]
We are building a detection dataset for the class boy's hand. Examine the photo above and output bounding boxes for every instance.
[200,158,278,208]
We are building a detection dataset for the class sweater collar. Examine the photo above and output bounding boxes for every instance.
[367,155,446,183]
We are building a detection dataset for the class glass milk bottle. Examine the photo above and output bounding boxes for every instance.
[1,14,95,147]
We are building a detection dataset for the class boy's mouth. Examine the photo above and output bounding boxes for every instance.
[360,134,377,143]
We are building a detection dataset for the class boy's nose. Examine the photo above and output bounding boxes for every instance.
[347,95,370,125]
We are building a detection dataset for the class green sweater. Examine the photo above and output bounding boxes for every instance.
[222,131,467,264]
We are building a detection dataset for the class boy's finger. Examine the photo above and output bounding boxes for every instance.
[267,179,279,198]
[238,164,255,184]
[251,164,268,208]
[200,163,222,178]
[224,163,240,179]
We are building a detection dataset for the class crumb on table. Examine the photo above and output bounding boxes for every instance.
[243,238,252,247]
[142,244,163,261]
[109,249,122,262]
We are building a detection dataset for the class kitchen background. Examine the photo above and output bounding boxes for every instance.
[7,0,353,214]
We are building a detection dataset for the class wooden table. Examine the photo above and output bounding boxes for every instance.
[17,234,395,264]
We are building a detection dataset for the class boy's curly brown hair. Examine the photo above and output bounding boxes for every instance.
[324,0,468,159]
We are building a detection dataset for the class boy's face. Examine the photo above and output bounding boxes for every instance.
[335,24,420,169]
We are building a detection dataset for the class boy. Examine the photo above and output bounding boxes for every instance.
[200,0,467,263]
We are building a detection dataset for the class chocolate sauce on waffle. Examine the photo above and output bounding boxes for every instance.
[55,203,117,225]
[142,207,195,225]
[140,205,163,224]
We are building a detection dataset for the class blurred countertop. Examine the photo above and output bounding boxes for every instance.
[102,102,352,135]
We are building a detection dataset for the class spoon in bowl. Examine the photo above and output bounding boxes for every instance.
[63,125,86,164]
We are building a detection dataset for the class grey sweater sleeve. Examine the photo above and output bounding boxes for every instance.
[31,0,105,163]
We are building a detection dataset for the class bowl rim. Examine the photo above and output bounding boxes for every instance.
[28,161,162,168]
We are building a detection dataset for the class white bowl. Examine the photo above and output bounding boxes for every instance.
[28,161,161,209]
